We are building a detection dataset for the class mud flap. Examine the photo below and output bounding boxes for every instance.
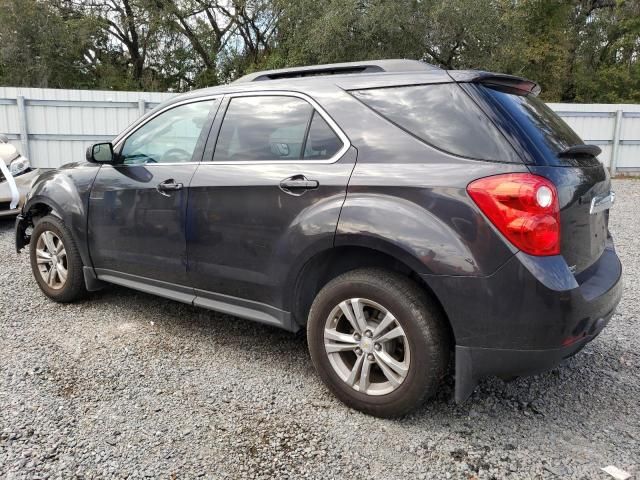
[83,266,107,292]
[454,346,479,403]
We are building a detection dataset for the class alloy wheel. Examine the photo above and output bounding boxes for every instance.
[35,230,68,290]
[323,298,411,396]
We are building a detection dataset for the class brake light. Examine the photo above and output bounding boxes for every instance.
[467,173,560,256]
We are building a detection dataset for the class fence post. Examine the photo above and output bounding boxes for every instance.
[610,109,623,177]
[16,95,31,159]
[138,99,146,117]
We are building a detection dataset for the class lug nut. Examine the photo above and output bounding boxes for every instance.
[367,354,375,361]
[365,330,373,338]
[374,343,381,351]
[354,333,361,341]
[355,348,363,356]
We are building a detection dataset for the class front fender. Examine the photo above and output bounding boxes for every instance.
[20,162,100,267]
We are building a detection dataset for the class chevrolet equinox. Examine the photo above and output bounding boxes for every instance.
[15,60,622,417]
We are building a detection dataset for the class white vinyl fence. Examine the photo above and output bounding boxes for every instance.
[0,87,175,169]
[0,87,638,173]
[547,102,640,175]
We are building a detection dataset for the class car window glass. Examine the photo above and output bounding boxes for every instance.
[351,84,515,161]
[303,112,343,160]
[121,100,215,165]
[477,85,592,167]
[213,96,313,162]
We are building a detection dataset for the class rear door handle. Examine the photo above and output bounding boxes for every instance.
[157,179,183,196]
[279,175,319,195]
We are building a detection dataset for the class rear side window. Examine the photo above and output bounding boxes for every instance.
[214,96,312,161]
[351,84,517,162]
[213,95,344,162]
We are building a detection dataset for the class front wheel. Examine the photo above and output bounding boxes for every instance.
[307,268,449,418]
[29,215,87,303]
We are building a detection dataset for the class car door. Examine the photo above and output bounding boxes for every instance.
[88,98,219,296]
[186,92,356,322]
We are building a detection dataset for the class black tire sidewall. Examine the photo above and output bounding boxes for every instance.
[307,271,446,417]
[29,216,85,302]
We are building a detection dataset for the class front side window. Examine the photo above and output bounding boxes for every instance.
[351,84,516,162]
[213,96,343,162]
[120,100,215,165]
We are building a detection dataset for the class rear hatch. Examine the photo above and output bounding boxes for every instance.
[469,82,613,274]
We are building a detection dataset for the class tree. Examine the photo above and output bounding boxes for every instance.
[0,0,100,88]
[0,0,637,102]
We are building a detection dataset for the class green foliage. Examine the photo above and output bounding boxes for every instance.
[0,0,638,103]
[0,0,100,88]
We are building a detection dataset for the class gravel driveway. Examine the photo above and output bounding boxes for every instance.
[1,179,638,479]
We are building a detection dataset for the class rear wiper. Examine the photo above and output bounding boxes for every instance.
[558,144,602,157]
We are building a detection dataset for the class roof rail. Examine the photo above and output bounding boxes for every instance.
[233,59,440,83]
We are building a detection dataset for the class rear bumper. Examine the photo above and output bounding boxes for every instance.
[424,239,622,402]
[454,307,614,402]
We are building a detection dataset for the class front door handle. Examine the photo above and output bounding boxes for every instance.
[279,175,319,195]
[157,179,183,196]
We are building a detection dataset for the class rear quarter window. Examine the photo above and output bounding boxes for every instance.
[350,84,518,162]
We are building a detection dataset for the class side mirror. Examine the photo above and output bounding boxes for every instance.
[86,142,114,163]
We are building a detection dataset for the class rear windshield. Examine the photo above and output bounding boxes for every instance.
[350,84,519,162]
[475,85,598,167]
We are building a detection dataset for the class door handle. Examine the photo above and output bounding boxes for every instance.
[157,179,183,196]
[279,175,319,195]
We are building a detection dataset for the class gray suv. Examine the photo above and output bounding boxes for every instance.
[15,60,622,417]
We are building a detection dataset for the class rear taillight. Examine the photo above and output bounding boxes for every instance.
[467,173,560,256]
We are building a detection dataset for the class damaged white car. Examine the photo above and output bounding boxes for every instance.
[0,135,40,217]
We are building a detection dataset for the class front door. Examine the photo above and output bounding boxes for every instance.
[88,98,219,292]
[186,93,355,317]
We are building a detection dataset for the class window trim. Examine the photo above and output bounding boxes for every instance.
[203,91,350,165]
[112,96,222,166]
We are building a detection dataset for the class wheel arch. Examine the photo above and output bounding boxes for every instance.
[289,243,455,345]
[20,195,91,267]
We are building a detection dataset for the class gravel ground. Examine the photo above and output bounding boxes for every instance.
[1,179,638,479]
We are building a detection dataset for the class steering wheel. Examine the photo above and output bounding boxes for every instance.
[160,148,191,163]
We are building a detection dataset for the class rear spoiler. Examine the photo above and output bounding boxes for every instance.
[448,70,541,96]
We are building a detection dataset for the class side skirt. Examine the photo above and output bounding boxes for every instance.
[94,268,298,332]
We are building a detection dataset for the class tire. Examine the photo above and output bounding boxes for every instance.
[29,215,87,303]
[307,268,449,418]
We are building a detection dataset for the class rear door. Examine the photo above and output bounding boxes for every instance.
[186,92,355,314]
[470,85,613,273]
[88,98,219,292]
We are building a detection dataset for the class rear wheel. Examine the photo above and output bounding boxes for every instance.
[29,215,87,302]
[307,268,449,418]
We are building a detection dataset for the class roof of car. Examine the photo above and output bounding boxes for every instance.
[157,60,540,108]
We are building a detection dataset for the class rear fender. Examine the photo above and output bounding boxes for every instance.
[335,192,515,277]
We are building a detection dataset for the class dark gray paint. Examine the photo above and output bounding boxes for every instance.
[15,62,623,403]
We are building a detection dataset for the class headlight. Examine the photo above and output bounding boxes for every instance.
[9,157,30,176]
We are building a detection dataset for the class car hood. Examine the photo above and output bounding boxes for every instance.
[0,143,20,165]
